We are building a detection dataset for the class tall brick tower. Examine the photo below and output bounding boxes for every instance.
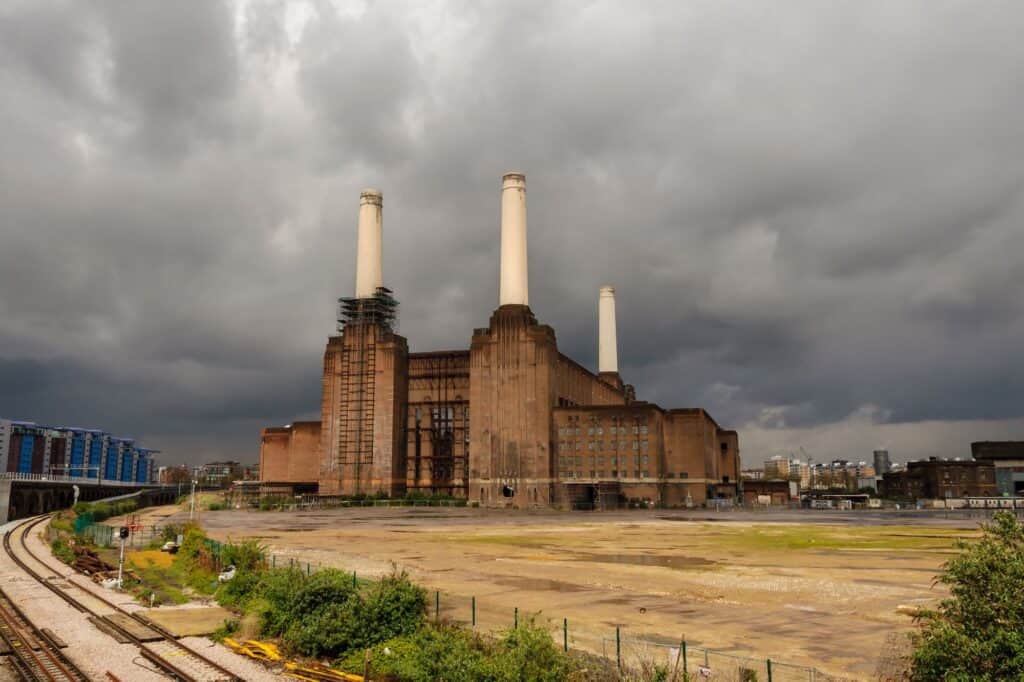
[320,189,408,496]
[469,173,560,506]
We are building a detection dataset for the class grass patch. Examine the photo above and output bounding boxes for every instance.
[703,524,972,552]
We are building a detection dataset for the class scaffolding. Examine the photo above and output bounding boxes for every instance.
[334,288,399,495]
[338,287,398,333]
[407,352,470,497]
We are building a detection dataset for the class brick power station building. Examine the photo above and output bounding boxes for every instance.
[260,174,739,508]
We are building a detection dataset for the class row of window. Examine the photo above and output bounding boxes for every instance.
[561,471,652,479]
[559,455,650,467]
[558,440,649,451]
[558,425,649,436]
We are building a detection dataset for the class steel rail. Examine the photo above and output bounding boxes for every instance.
[0,581,90,681]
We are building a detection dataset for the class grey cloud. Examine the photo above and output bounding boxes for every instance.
[2,0,1023,465]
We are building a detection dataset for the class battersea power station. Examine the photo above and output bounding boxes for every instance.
[259,174,740,508]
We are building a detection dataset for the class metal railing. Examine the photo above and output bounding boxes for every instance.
[0,472,152,487]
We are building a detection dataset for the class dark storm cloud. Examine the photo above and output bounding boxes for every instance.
[2,0,1023,465]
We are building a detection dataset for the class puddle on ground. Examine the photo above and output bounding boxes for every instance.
[493,576,589,593]
[567,552,718,570]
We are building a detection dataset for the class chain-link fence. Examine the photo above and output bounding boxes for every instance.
[603,637,829,681]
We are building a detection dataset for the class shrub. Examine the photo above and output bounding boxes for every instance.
[220,538,267,572]
[337,619,578,682]
[51,537,75,565]
[487,618,576,682]
[911,511,1024,681]
[339,626,489,682]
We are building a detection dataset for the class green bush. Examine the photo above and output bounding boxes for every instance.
[339,625,489,682]
[220,538,267,572]
[911,511,1024,681]
[51,537,75,565]
[487,618,575,681]
[338,619,577,682]
[72,499,138,523]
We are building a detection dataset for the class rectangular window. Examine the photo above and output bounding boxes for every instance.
[588,427,594,435]
[633,426,639,434]
[641,425,648,435]
[633,441,639,450]
[641,440,648,450]
[634,470,641,478]
[611,470,618,477]
[575,428,581,435]
[590,470,596,478]
[610,456,617,465]
[596,427,603,435]
[575,456,583,466]
[642,455,649,465]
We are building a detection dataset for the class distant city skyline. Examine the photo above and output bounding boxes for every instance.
[2,2,1022,466]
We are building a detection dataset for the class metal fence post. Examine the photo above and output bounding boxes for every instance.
[435,591,440,621]
[514,607,518,628]
[563,618,568,652]
[472,596,476,626]
[767,658,773,682]
[616,627,621,669]
[353,571,357,588]
[682,640,687,679]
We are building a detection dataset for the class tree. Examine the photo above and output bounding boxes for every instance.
[911,511,1024,681]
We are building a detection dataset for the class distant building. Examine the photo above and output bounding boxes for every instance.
[972,441,1024,496]
[873,450,891,476]
[880,457,997,500]
[742,479,796,506]
[763,456,791,480]
[195,461,246,488]
[0,418,157,483]
[741,468,765,481]
[158,465,191,486]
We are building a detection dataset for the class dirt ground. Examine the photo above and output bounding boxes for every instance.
[132,504,987,679]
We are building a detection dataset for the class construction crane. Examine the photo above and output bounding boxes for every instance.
[800,447,814,489]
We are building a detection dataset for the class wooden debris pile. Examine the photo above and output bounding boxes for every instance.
[71,546,138,583]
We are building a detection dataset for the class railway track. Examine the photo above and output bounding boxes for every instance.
[4,515,242,682]
[0,584,90,681]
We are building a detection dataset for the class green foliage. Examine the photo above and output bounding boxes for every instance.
[258,496,286,511]
[338,619,578,682]
[71,499,138,524]
[50,514,74,534]
[276,568,425,658]
[220,538,267,572]
[161,524,183,542]
[51,537,75,565]
[339,626,489,682]
[911,511,1024,681]
[210,619,240,642]
[213,564,426,659]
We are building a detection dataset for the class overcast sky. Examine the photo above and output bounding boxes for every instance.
[2,0,1022,467]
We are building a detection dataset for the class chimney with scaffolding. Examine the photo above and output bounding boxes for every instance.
[320,188,408,497]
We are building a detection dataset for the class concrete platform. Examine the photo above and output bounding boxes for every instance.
[140,607,234,637]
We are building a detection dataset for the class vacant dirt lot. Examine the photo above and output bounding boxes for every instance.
[140,505,984,678]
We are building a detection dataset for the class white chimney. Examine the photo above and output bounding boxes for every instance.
[598,285,618,373]
[499,172,528,306]
[355,189,383,298]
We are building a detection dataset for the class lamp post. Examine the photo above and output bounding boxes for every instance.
[189,479,197,521]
